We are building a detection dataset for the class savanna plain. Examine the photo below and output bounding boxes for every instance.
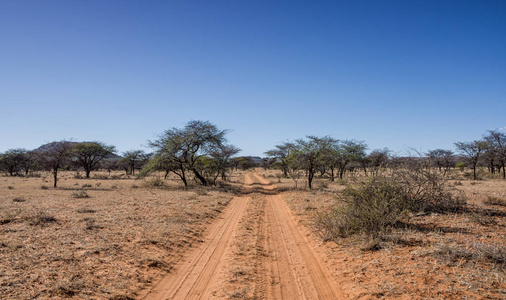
[1,168,505,299]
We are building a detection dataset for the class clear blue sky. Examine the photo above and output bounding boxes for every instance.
[1,0,505,156]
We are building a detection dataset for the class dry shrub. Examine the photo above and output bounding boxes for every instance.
[29,211,57,226]
[1,210,19,225]
[433,242,506,270]
[92,174,109,180]
[143,176,165,188]
[484,196,506,207]
[12,197,26,202]
[77,208,96,214]
[317,177,411,240]
[391,167,466,213]
[316,166,466,240]
[51,280,84,297]
[109,295,135,300]
[71,190,89,199]
[41,185,49,190]
[141,258,171,270]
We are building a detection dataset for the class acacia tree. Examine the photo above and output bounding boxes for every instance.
[265,142,296,177]
[20,151,35,175]
[73,142,116,178]
[286,152,304,188]
[120,150,149,175]
[209,144,241,182]
[334,140,367,179]
[0,149,28,176]
[427,149,454,176]
[293,136,334,189]
[36,141,74,187]
[149,120,230,187]
[455,140,488,180]
[484,130,506,179]
[367,148,391,176]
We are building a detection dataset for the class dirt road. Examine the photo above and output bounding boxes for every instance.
[141,173,344,299]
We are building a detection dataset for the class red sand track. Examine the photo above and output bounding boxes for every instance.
[141,173,344,299]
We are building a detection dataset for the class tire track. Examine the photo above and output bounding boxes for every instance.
[253,173,343,299]
[141,174,253,300]
[142,172,344,299]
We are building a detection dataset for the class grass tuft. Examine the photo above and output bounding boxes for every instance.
[484,196,506,207]
[71,190,90,198]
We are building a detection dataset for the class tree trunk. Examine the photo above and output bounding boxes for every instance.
[339,167,345,179]
[53,168,58,188]
[85,169,91,178]
[330,167,335,181]
[192,169,207,186]
[308,171,313,189]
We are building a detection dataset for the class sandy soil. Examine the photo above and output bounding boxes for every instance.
[0,171,239,299]
[264,169,506,299]
[2,169,505,299]
[141,172,346,299]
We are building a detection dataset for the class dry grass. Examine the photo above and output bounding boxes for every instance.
[485,195,506,207]
[0,170,241,299]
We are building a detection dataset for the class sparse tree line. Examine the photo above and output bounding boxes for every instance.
[0,121,254,188]
[264,129,506,188]
[1,123,505,188]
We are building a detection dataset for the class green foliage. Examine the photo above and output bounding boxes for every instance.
[149,120,238,187]
[72,142,115,178]
[456,161,466,171]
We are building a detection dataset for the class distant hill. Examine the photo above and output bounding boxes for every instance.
[241,156,262,165]
[34,141,78,152]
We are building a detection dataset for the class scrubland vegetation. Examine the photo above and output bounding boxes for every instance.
[1,122,505,298]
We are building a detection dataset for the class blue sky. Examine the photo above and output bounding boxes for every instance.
[1,0,505,156]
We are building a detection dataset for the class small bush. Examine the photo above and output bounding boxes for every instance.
[1,211,19,225]
[8,186,14,190]
[143,177,165,188]
[41,185,49,190]
[93,174,109,180]
[71,190,89,199]
[433,242,506,270]
[81,184,92,188]
[77,208,96,214]
[317,168,466,240]
[484,196,506,207]
[317,177,411,239]
[12,197,26,202]
[29,212,57,226]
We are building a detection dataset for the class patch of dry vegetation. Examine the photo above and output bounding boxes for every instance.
[485,195,506,207]
[278,168,506,299]
[0,170,241,299]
